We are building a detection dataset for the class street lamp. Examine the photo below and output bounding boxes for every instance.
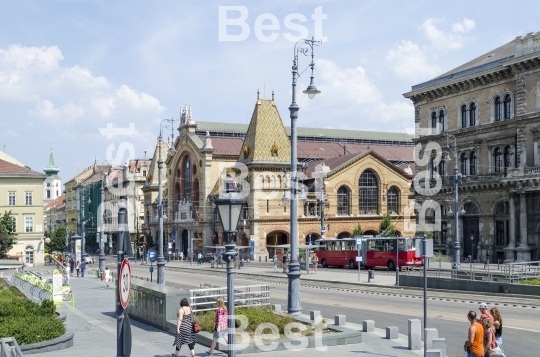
[157,117,175,285]
[444,132,463,269]
[287,36,321,316]
[214,173,246,357]
[470,234,474,263]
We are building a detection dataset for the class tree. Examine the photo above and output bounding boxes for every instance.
[352,223,364,237]
[379,213,396,237]
[0,211,16,258]
[45,226,67,253]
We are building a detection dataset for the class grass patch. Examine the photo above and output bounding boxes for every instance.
[431,253,452,263]
[0,288,65,344]
[196,306,329,338]
[0,278,8,288]
[521,278,540,285]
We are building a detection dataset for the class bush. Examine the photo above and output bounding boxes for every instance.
[521,278,540,286]
[431,253,452,263]
[0,288,64,344]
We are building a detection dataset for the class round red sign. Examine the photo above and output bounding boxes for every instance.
[119,258,131,309]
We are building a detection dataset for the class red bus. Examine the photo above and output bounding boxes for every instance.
[315,237,423,270]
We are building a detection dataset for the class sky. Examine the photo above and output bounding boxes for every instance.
[1,0,540,182]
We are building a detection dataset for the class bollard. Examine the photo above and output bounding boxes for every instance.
[259,256,261,262]
[385,326,398,339]
[424,328,438,350]
[362,320,374,332]
[432,338,446,357]
[274,304,282,312]
[425,350,442,357]
[265,256,268,262]
[310,310,321,321]
[408,319,421,350]
[334,315,346,326]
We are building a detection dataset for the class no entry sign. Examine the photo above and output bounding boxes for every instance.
[119,258,131,309]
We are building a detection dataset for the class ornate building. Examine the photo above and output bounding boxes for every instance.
[404,32,540,262]
[157,91,414,260]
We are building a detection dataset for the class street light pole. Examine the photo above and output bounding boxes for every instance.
[99,171,106,270]
[288,37,321,316]
[445,133,462,269]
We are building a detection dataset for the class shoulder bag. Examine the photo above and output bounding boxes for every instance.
[487,329,502,357]
[191,308,201,333]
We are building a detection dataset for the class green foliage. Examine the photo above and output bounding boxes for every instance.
[0,288,64,344]
[146,235,155,249]
[379,213,396,237]
[420,224,434,239]
[521,278,540,286]
[352,223,364,237]
[45,226,67,253]
[431,252,452,262]
[0,211,17,259]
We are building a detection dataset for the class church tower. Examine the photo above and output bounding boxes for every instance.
[43,150,61,205]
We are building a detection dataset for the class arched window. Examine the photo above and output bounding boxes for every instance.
[460,153,468,175]
[175,183,181,204]
[469,151,477,175]
[503,94,512,119]
[387,186,400,214]
[438,159,446,177]
[439,110,445,132]
[337,186,350,215]
[359,170,378,214]
[183,156,191,201]
[431,112,437,132]
[194,180,200,209]
[461,105,467,128]
[495,201,509,246]
[469,102,476,126]
[494,148,503,172]
[25,245,34,264]
[494,96,502,121]
[504,146,514,169]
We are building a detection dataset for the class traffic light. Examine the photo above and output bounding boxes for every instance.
[212,232,218,244]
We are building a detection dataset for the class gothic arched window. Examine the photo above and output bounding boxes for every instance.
[503,94,512,119]
[337,186,350,215]
[183,156,192,201]
[387,186,400,214]
[359,170,378,214]
[469,102,476,126]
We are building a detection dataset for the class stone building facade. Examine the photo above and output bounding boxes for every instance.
[157,92,414,260]
[404,32,540,262]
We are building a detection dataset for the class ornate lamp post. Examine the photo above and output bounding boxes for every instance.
[444,132,463,269]
[214,173,246,357]
[287,37,321,316]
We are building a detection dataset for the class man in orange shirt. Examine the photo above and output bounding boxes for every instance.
[464,311,484,357]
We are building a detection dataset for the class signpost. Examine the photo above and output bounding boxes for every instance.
[52,268,63,304]
[416,236,433,357]
[119,258,131,310]
[355,236,362,282]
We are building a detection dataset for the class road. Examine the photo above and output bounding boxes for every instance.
[129,263,539,357]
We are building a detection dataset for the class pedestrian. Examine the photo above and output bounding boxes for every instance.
[81,260,87,277]
[481,317,497,357]
[172,298,196,357]
[104,267,111,288]
[206,298,228,355]
[312,253,318,273]
[197,252,203,265]
[490,307,506,357]
[69,257,74,276]
[464,310,484,357]
[478,303,494,323]
[180,251,184,262]
[273,255,278,273]
[282,252,288,273]
[76,261,80,277]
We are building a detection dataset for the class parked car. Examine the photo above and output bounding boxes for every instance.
[82,253,94,264]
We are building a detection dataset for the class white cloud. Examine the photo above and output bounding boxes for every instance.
[296,59,414,130]
[385,40,441,81]
[420,18,476,50]
[0,44,166,125]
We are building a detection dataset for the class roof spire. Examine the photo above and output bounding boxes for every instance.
[43,149,60,177]
[271,90,275,104]
[257,88,261,104]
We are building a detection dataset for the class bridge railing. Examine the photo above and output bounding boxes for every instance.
[189,284,270,313]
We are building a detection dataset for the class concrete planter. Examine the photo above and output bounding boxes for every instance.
[19,329,74,355]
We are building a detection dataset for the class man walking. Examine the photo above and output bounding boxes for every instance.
[478,303,494,322]
[273,255,278,273]
[464,310,484,357]
[80,260,86,277]
[197,252,203,265]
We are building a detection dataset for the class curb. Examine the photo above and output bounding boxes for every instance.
[20,329,74,355]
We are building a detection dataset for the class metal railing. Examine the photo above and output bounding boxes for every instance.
[190,284,270,313]
[0,337,24,357]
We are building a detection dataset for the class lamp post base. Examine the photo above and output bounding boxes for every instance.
[156,256,165,284]
[287,261,302,316]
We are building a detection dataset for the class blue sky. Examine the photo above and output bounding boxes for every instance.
[1,0,539,182]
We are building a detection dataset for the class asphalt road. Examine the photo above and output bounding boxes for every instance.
[128,264,538,357]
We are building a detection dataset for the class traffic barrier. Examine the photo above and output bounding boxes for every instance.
[309,310,320,321]
[334,314,346,326]
[408,319,421,350]
[385,326,398,339]
[424,328,438,349]
[362,320,374,332]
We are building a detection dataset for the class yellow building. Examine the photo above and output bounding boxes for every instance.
[0,154,47,266]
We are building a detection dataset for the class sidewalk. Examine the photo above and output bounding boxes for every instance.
[4,268,423,357]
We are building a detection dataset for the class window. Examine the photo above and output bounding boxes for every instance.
[143,170,147,177]
[25,245,34,264]
[9,216,16,233]
[266,199,269,214]
[439,110,445,132]
[183,156,192,201]
[337,186,350,215]
[429,157,436,180]
[496,221,505,246]
[469,102,476,126]
[438,159,446,177]
[494,148,503,172]
[461,105,467,128]
[504,146,514,170]
[387,186,400,214]
[431,112,437,132]
[460,153,468,175]
[47,183,51,187]
[494,96,502,121]
[25,216,34,233]
[46,190,51,199]
[441,221,448,244]
[194,180,200,209]
[469,151,477,175]
[503,94,512,119]
[304,202,319,217]
[8,192,15,206]
[25,192,33,206]
[359,170,378,214]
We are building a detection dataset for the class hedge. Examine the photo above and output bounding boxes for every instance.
[0,288,65,344]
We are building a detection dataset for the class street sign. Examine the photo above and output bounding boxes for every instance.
[321,225,326,233]
[355,256,362,262]
[355,236,363,247]
[415,238,434,258]
[119,258,131,309]
[149,266,154,273]
[148,250,156,260]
